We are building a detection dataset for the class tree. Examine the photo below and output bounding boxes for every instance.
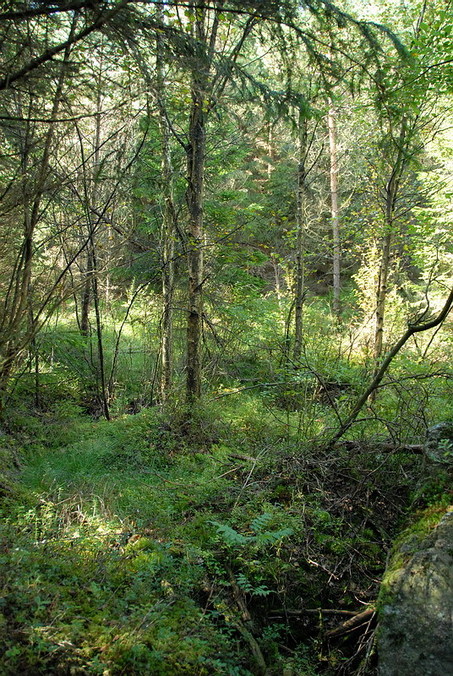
[327,98,341,318]
[328,285,453,446]
[156,15,178,403]
[0,14,78,407]
[134,1,261,404]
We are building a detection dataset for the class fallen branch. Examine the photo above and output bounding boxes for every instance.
[228,452,259,463]
[235,620,268,675]
[335,440,423,454]
[326,608,376,639]
[270,608,359,617]
[226,569,268,675]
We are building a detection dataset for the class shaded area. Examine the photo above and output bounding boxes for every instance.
[377,508,453,676]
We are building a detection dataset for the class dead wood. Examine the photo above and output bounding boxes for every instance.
[326,607,376,639]
[334,440,424,454]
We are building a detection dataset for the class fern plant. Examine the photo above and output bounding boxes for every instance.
[209,512,294,597]
[209,511,293,548]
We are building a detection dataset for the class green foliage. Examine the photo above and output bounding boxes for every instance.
[210,512,293,548]
[2,356,451,675]
[0,5,451,671]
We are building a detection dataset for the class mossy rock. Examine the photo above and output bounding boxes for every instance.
[424,422,453,465]
[377,507,453,676]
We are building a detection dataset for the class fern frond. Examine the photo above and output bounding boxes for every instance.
[209,521,250,545]
[250,511,273,533]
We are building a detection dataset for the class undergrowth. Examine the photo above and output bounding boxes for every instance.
[1,391,450,676]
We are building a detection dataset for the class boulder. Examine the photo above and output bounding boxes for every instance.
[377,508,453,676]
[424,422,453,465]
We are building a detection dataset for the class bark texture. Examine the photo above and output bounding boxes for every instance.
[327,101,341,318]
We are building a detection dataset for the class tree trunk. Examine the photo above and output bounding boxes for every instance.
[91,243,110,420]
[0,20,75,406]
[156,16,176,403]
[185,6,214,404]
[373,122,406,370]
[374,229,392,366]
[80,248,93,336]
[91,47,110,420]
[180,3,249,404]
[328,100,341,318]
[293,116,308,362]
[76,43,110,420]
[186,78,206,403]
[267,120,273,179]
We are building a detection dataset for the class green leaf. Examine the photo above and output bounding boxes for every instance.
[209,521,250,545]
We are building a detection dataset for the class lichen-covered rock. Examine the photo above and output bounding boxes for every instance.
[377,508,453,676]
[424,422,453,465]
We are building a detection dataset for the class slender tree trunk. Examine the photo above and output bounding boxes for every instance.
[373,168,400,369]
[156,15,176,403]
[185,6,213,404]
[328,100,341,318]
[80,49,103,337]
[373,123,406,370]
[267,121,273,179]
[91,242,110,420]
[293,115,308,362]
[75,44,110,419]
[80,248,93,336]
[374,229,392,366]
[272,256,282,302]
[91,47,110,419]
[186,76,205,403]
[159,135,175,403]
[179,3,249,404]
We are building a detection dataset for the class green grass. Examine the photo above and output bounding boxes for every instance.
[1,409,307,674]
[1,292,451,674]
[2,399,447,675]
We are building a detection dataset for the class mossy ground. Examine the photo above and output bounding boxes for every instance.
[1,394,450,676]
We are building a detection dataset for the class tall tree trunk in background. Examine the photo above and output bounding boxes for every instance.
[77,43,110,419]
[374,230,392,368]
[91,48,110,420]
[181,3,252,404]
[185,5,219,404]
[267,120,273,179]
[186,70,206,403]
[80,47,103,338]
[91,239,110,420]
[80,248,93,336]
[293,115,308,362]
[327,100,341,318]
[156,17,176,403]
[373,124,406,371]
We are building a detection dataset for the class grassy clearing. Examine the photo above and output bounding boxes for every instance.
[0,292,451,674]
[1,394,450,676]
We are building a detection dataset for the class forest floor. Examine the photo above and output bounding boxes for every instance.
[0,400,451,675]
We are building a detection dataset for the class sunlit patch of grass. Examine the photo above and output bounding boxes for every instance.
[0,463,250,674]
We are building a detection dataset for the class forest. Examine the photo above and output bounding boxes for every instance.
[0,0,452,674]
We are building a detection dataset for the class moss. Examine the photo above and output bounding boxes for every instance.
[378,505,453,609]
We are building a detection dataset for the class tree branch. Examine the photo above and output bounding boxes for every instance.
[0,1,130,91]
[327,287,453,447]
